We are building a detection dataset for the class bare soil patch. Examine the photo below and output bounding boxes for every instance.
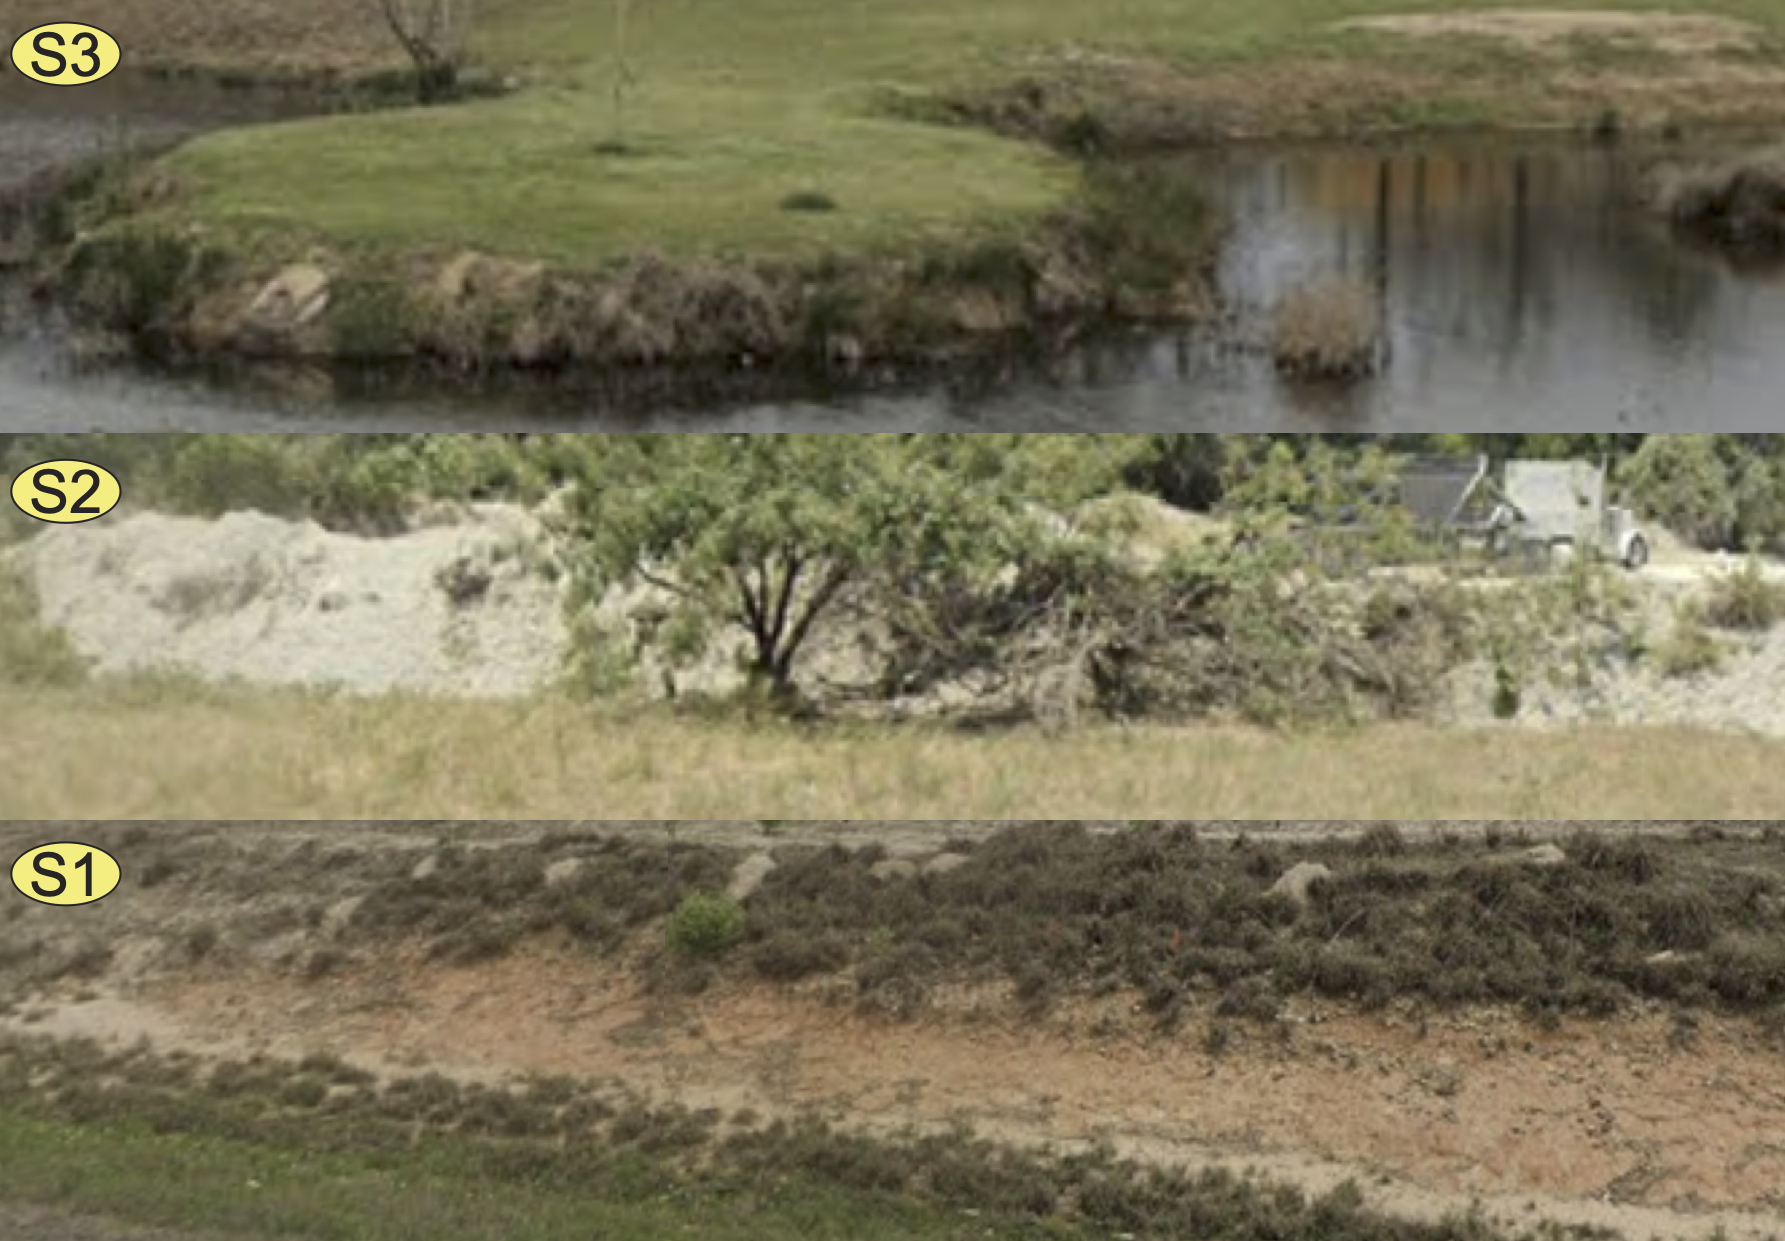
[16,954,1785,1241]
[4,824,1784,1241]
[1337,10,1765,56]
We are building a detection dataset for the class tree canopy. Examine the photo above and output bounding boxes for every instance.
[552,434,1146,696]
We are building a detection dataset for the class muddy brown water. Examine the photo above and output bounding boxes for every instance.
[3,84,1784,430]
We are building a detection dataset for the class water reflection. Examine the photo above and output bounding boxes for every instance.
[1186,139,1779,429]
[3,119,1784,430]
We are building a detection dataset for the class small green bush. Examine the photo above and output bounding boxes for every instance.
[0,562,92,688]
[666,893,746,956]
[779,189,838,213]
[1619,434,1739,550]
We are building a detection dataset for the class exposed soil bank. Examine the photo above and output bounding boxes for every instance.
[20,165,1216,378]
[3,823,1784,1241]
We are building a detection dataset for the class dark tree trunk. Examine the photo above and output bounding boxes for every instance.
[414,56,458,104]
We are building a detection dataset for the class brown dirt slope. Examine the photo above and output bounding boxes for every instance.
[3,823,1784,1241]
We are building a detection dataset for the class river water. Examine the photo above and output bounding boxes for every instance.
[3,82,1783,432]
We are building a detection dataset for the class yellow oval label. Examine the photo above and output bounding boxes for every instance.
[10,842,123,906]
[10,460,122,524]
[9,22,122,85]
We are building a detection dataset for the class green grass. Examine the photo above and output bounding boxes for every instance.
[133,0,1785,268]
[0,1108,1047,1241]
[0,1031,1568,1241]
[160,84,1070,266]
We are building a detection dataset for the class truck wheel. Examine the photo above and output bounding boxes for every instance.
[1624,535,1650,571]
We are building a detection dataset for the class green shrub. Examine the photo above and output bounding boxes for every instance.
[666,893,746,956]
[1730,453,1785,553]
[1618,434,1738,550]
[0,561,91,688]
[157,435,322,519]
[1698,557,1785,631]
[327,271,419,357]
[1076,161,1221,296]
[1651,610,1727,677]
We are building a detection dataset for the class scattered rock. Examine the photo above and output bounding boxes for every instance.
[432,250,547,307]
[922,852,973,877]
[238,263,331,354]
[411,856,439,882]
[871,859,921,882]
[321,896,363,935]
[729,853,778,901]
[950,288,1024,335]
[1270,862,1334,906]
[544,858,585,888]
[1523,844,1569,868]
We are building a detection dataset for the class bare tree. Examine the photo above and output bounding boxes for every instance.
[604,0,640,150]
[377,0,473,103]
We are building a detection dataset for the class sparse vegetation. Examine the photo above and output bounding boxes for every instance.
[135,823,1785,1025]
[7,432,1785,818]
[1,822,1780,1241]
[0,1028,1661,1241]
[1650,608,1727,679]
[0,562,92,689]
[1698,556,1785,631]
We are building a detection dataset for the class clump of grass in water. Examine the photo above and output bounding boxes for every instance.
[1269,275,1385,380]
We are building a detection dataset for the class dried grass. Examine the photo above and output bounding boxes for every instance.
[1268,275,1385,380]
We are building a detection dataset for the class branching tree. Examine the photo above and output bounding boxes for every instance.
[376,0,474,103]
[555,434,1142,707]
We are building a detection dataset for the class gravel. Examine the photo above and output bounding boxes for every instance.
[8,504,569,697]
[1443,568,1785,737]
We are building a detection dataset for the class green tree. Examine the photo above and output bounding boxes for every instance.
[554,434,1141,704]
[1618,434,1739,550]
